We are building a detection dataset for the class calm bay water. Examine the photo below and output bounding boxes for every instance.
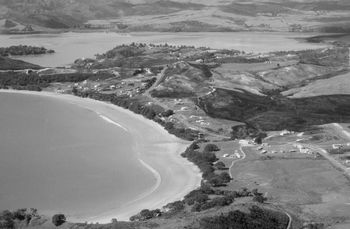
[0,93,154,220]
[0,32,328,67]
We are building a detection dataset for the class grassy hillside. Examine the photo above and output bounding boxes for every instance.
[0,56,41,70]
[1,0,350,32]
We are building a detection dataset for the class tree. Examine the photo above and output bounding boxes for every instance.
[203,144,220,152]
[52,214,66,226]
[161,109,174,117]
[0,210,14,229]
[219,172,232,183]
[253,195,266,203]
[214,161,227,170]
[72,86,78,95]
[13,209,26,221]
[4,19,16,28]
[208,176,225,187]
[139,209,153,220]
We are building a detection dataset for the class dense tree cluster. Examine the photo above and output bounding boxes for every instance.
[0,72,94,90]
[0,45,54,57]
[199,205,289,229]
[181,142,232,186]
[203,143,220,152]
[198,87,350,132]
[52,214,66,226]
[130,209,161,221]
[0,208,38,229]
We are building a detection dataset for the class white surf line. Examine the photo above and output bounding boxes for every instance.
[130,158,162,204]
[98,114,128,132]
[64,100,129,132]
[87,155,163,223]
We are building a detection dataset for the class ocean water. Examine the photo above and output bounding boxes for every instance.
[0,92,155,221]
[0,32,328,67]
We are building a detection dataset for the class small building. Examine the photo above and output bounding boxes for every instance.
[333,144,343,149]
[280,130,292,136]
[222,154,229,158]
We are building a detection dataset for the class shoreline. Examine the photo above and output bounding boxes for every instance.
[0,89,202,223]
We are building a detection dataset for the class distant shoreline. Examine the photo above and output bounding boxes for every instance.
[0,89,202,223]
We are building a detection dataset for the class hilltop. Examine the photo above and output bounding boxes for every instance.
[1,0,350,33]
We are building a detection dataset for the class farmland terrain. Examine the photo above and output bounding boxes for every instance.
[1,0,350,33]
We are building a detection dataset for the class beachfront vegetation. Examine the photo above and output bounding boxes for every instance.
[0,208,39,229]
[52,214,66,226]
[181,142,232,187]
[0,72,93,90]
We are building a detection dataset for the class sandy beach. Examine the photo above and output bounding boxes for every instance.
[0,90,202,223]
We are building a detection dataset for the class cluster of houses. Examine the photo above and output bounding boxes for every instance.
[255,142,316,156]
[72,77,150,97]
[222,151,242,159]
[280,130,295,136]
[293,144,314,155]
[332,143,350,149]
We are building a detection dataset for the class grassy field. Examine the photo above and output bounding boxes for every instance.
[227,143,350,227]
[283,71,350,98]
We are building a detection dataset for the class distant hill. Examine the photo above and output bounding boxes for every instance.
[0,0,349,33]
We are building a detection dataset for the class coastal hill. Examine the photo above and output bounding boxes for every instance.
[0,56,42,70]
[1,0,350,33]
[1,37,350,228]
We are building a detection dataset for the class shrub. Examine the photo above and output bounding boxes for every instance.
[219,172,232,183]
[200,184,215,194]
[13,209,26,221]
[139,209,154,220]
[161,109,174,117]
[211,196,233,207]
[164,201,185,212]
[199,206,289,229]
[52,214,66,226]
[253,195,266,203]
[0,210,14,229]
[184,190,209,205]
[208,176,226,187]
[203,144,220,152]
[130,209,161,221]
[214,161,227,170]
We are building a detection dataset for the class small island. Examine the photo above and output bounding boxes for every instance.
[0,45,54,57]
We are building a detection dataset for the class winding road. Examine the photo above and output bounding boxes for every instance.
[228,144,246,179]
[229,141,292,229]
